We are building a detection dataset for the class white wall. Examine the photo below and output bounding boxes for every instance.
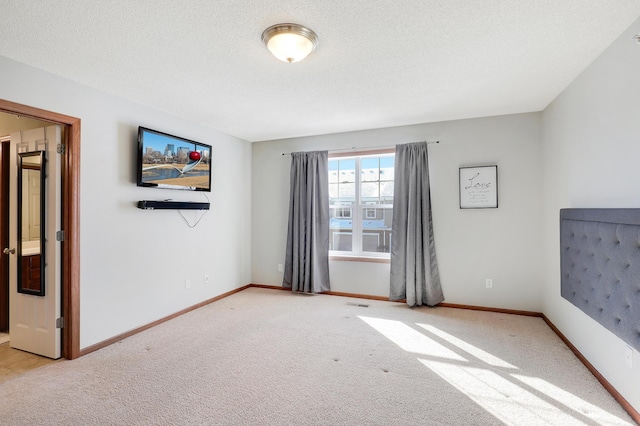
[252,113,543,311]
[0,56,252,349]
[541,18,640,411]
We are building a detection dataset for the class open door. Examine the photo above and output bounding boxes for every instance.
[7,126,61,359]
[0,138,10,333]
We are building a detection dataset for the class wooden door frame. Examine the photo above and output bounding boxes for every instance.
[0,99,80,360]
[0,139,9,332]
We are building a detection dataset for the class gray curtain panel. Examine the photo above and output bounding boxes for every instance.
[390,142,444,306]
[283,151,331,293]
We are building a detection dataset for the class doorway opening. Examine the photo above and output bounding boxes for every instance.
[0,99,80,360]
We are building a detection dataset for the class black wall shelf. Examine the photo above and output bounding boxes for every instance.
[137,200,210,210]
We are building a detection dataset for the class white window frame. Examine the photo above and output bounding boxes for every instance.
[329,149,394,261]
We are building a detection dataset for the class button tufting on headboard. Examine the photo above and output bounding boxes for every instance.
[561,209,640,353]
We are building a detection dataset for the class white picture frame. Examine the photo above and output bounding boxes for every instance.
[459,165,498,209]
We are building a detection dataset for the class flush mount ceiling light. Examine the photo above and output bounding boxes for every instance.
[262,23,318,63]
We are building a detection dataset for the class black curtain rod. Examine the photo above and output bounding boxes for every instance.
[280,140,440,156]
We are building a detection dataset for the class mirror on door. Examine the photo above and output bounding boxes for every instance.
[17,151,45,296]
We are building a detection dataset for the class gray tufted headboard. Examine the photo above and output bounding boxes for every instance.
[560,209,640,352]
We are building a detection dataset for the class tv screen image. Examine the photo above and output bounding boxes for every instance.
[137,127,212,192]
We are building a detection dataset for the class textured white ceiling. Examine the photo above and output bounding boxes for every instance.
[1,1,639,142]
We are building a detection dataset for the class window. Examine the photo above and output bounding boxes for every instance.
[328,151,394,258]
[334,206,352,218]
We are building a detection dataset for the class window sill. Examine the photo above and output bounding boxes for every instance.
[329,255,390,264]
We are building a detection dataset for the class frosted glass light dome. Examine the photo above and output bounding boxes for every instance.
[262,23,318,63]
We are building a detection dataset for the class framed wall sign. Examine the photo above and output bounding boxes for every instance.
[459,165,498,209]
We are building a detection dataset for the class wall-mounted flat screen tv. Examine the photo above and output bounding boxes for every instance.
[137,127,212,192]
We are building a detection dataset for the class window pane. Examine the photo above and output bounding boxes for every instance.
[361,157,379,182]
[361,157,379,169]
[328,153,394,256]
[338,182,355,201]
[339,159,356,183]
[361,207,392,253]
[380,156,394,168]
[329,208,353,253]
[361,182,379,203]
[332,232,352,251]
[328,161,339,184]
[379,158,394,182]
[331,206,353,221]
[329,183,338,200]
[380,181,394,203]
[382,207,393,229]
[335,207,352,218]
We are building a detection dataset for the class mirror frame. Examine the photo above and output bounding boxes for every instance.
[17,150,46,296]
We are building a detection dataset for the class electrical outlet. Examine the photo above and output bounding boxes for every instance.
[277,264,284,272]
[485,279,493,289]
[204,275,210,284]
[185,279,191,289]
[625,345,633,368]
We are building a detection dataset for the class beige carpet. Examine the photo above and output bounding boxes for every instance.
[0,288,634,425]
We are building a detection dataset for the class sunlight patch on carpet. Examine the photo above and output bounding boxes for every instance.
[420,359,588,425]
[417,323,517,369]
[512,374,633,426]
[358,316,467,361]
[361,314,633,426]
